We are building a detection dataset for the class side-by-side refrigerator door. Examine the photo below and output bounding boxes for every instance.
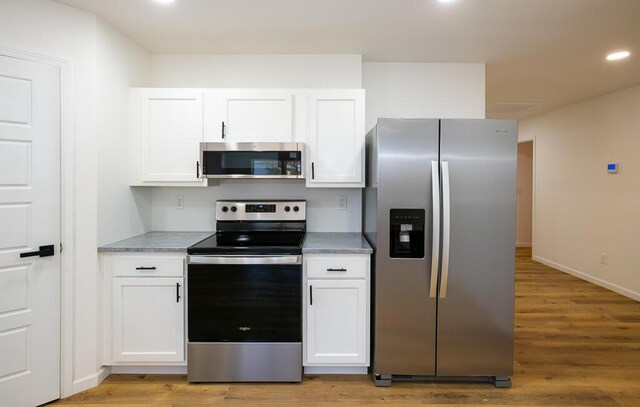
[374,118,440,377]
[436,119,517,377]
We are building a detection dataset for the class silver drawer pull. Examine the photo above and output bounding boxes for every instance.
[135,266,156,270]
[327,268,347,272]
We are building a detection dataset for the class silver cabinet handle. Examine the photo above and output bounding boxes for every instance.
[429,160,440,298]
[187,255,302,265]
[440,161,451,299]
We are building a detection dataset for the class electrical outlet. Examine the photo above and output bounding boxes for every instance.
[176,195,184,209]
[600,253,608,265]
[337,195,347,211]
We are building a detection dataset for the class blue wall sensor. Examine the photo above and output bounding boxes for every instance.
[607,163,618,174]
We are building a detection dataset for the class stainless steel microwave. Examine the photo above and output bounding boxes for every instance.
[199,142,305,179]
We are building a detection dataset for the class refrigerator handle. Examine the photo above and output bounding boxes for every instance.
[440,161,451,298]
[429,160,440,298]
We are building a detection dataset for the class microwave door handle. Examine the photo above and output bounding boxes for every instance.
[429,160,440,298]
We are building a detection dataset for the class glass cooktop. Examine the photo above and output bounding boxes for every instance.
[187,231,305,255]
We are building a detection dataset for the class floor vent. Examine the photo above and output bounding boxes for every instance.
[486,103,542,115]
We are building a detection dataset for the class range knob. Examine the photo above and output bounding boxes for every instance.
[230,206,237,212]
[221,206,229,212]
[284,206,291,212]
[293,206,300,212]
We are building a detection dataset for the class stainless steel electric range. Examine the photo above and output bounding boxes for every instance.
[186,200,306,382]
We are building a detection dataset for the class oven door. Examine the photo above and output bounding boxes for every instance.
[187,255,302,343]
[200,142,304,179]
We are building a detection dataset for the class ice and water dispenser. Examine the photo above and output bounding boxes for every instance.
[389,209,425,258]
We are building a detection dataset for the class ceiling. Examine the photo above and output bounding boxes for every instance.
[53,0,640,119]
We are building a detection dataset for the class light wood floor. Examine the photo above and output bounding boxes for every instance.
[53,248,640,406]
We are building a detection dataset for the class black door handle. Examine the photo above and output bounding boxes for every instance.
[135,266,156,270]
[221,121,226,139]
[20,245,54,258]
[327,268,347,272]
[196,161,200,178]
[311,162,315,180]
[310,285,313,305]
[176,282,181,303]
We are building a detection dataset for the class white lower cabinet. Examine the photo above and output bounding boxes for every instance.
[304,254,370,370]
[102,253,186,366]
[112,277,184,363]
[306,279,367,364]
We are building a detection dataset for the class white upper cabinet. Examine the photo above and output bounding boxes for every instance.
[204,90,294,142]
[134,89,205,185]
[306,90,365,188]
[130,88,365,187]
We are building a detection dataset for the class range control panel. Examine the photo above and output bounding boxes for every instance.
[246,204,276,213]
[216,200,306,221]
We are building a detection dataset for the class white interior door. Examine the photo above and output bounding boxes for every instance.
[0,55,61,406]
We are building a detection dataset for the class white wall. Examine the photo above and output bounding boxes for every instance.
[363,62,486,130]
[516,141,533,246]
[149,54,364,232]
[151,54,362,88]
[152,182,361,233]
[149,58,486,232]
[96,19,152,246]
[519,84,640,301]
[0,0,98,395]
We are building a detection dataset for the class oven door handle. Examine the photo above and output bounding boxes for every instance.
[187,255,302,265]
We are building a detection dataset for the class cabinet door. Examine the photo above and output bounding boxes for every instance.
[140,89,203,182]
[306,279,367,364]
[112,277,184,363]
[205,90,293,142]
[307,90,365,187]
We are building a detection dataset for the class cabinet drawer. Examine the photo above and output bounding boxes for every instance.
[111,255,185,277]
[306,255,367,279]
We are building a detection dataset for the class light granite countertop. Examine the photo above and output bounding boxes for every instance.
[98,231,213,253]
[99,231,372,254]
[302,232,372,254]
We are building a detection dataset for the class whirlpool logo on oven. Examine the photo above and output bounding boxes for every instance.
[239,326,251,332]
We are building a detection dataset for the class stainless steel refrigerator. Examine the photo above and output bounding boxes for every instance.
[363,118,517,388]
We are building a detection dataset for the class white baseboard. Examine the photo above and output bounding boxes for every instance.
[516,242,532,248]
[304,366,368,375]
[533,255,640,302]
[110,365,188,375]
[71,366,110,395]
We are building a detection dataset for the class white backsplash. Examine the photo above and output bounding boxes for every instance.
[150,180,362,232]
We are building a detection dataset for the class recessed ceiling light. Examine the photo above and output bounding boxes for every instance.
[606,51,630,61]
[438,0,457,3]
[154,0,175,4]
